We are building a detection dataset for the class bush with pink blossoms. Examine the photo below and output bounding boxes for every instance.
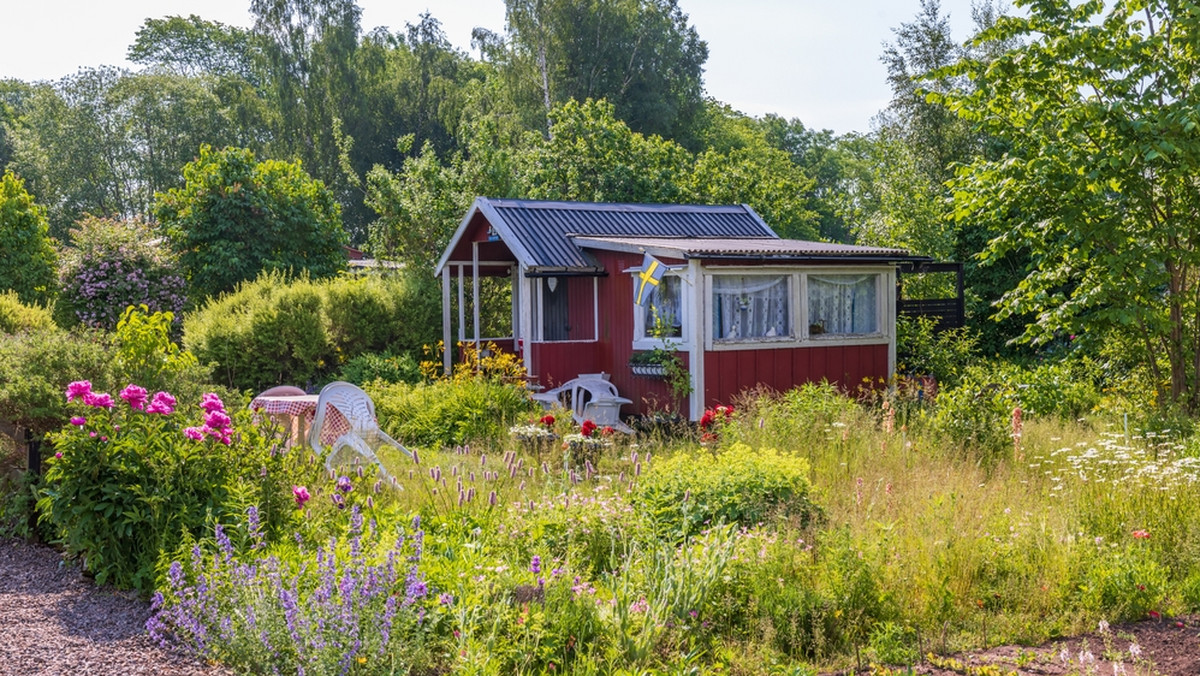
[39,382,325,590]
[55,216,186,331]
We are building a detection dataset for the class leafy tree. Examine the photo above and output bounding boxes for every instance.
[938,0,1200,406]
[689,145,817,241]
[0,170,56,304]
[155,145,348,300]
[128,14,261,82]
[6,68,238,238]
[759,113,855,243]
[489,0,708,144]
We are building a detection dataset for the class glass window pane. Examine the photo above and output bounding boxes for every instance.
[711,275,791,341]
[638,275,683,338]
[807,274,878,335]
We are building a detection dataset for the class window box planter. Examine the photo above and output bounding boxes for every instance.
[630,362,668,378]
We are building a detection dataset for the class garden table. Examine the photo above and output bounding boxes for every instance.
[249,394,351,450]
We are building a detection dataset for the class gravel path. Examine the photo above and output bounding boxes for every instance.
[0,538,228,676]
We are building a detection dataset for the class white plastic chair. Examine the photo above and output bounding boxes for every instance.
[309,381,411,480]
[532,377,632,432]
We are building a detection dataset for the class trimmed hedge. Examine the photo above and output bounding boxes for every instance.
[184,271,440,392]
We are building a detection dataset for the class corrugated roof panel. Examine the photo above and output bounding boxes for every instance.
[571,236,912,259]
[485,199,777,268]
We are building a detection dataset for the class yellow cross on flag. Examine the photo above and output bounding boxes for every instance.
[634,253,666,306]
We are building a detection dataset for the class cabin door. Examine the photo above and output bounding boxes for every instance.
[541,277,569,341]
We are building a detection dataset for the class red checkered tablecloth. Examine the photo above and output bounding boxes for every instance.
[250,395,351,448]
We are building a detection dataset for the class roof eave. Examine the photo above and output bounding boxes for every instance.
[692,253,926,264]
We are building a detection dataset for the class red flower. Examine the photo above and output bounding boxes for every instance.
[1133,529,1151,540]
[540,414,555,428]
[699,410,715,430]
[601,426,615,437]
[581,420,597,437]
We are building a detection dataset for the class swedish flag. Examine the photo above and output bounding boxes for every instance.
[634,253,666,306]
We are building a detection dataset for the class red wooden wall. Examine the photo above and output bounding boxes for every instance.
[565,277,595,341]
[702,343,888,408]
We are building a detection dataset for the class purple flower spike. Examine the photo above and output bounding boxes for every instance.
[336,476,353,493]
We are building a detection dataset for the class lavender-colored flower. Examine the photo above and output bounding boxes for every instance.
[530,555,541,574]
[331,493,346,510]
[336,476,353,493]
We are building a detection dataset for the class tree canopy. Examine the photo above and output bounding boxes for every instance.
[0,170,57,305]
[155,145,348,301]
[938,0,1200,406]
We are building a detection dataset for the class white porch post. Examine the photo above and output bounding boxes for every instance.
[441,268,452,376]
[519,267,534,379]
[472,242,481,356]
[511,265,520,353]
[457,265,466,343]
[687,260,705,421]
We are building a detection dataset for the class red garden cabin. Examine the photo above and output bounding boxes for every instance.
[434,198,925,421]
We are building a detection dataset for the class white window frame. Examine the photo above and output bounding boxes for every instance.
[630,268,693,351]
[704,266,893,351]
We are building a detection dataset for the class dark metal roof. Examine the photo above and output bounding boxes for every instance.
[571,236,913,262]
[437,198,778,273]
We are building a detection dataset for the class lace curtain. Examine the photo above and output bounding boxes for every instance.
[711,275,790,340]
[807,274,877,335]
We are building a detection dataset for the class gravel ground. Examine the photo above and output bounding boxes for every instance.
[0,538,228,676]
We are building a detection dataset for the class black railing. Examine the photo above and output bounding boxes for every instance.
[896,262,965,332]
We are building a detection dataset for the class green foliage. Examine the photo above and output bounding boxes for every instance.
[113,306,212,402]
[184,271,439,392]
[38,392,316,590]
[931,365,1016,460]
[494,0,708,144]
[0,291,54,334]
[0,329,116,436]
[55,216,186,330]
[337,352,422,386]
[0,170,56,304]
[368,379,537,448]
[938,0,1200,407]
[156,145,348,301]
[896,315,979,388]
[1077,544,1168,622]
[635,443,818,538]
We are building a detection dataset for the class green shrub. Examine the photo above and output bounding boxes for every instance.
[896,315,978,388]
[1012,358,1101,420]
[0,291,54,334]
[0,170,57,305]
[38,387,319,590]
[0,329,117,436]
[634,443,819,538]
[54,216,185,330]
[732,382,865,450]
[113,305,215,404]
[337,351,422,386]
[932,365,1017,460]
[1076,543,1168,621]
[368,379,537,448]
[185,271,440,392]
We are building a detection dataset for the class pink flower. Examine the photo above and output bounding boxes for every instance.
[88,431,97,438]
[66,381,91,402]
[145,391,176,415]
[200,393,225,413]
[183,427,205,441]
[292,485,311,507]
[82,392,114,409]
[119,384,148,410]
[204,409,232,430]
[54,452,62,459]
[70,416,86,426]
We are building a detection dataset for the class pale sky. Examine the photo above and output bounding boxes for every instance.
[0,0,983,135]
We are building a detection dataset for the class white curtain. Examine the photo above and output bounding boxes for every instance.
[807,274,878,335]
[712,275,790,340]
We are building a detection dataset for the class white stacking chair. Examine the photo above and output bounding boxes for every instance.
[532,376,633,432]
[309,381,411,480]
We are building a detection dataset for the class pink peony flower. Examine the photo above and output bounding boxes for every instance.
[183,427,205,441]
[145,391,176,415]
[83,392,114,409]
[119,384,148,410]
[66,381,92,402]
[70,416,86,426]
[54,452,62,459]
[204,409,232,430]
[292,485,311,507]
[200,393,225,413]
